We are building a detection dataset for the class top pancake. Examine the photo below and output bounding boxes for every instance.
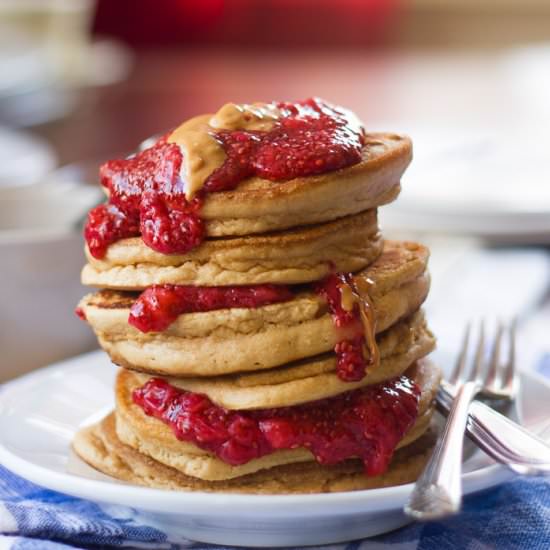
[200,134,411,236]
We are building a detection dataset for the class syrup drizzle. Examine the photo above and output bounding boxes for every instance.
[315,272,379,382]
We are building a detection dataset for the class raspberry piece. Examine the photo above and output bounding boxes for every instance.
[203,131,259,193]
[84,203,140,259]
[74,307,87,321]
[334,336,368,382]
[101,139,184,211]
[128,283,293,332]
[139,190,204,255]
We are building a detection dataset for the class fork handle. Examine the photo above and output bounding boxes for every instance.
[405,381,479,520]
[438,383,550,468]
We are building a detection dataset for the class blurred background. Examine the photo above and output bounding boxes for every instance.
[1,0,550,381]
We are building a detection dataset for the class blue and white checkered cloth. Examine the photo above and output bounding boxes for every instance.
[0,464,549,549]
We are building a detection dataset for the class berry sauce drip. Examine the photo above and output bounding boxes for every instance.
[84,99,365,259]
[74,307,86,321]
[204,99,365,192]
[129,284,294,333]
[315,273,379,382]
[133,374,420,475]
[85,136,204,259]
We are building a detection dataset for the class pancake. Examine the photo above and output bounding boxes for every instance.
[72,103,435,496]
[81,210,381,289]
[80,241,430,376]
[73,413,436,493]
[75,360,440,485]
[114,310,435,411]
[116,401,434,480]
[200,134,410,237]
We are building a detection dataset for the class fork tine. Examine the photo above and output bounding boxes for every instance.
[450,322,471,385]
[503,318,517,394]
[471,320,486,383]
[484,321,503,388]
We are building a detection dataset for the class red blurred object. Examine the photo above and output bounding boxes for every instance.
[93,0,399,48]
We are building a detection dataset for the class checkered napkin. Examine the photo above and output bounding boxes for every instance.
[0,466,549,550]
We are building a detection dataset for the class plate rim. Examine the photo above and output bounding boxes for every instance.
[1,350,544,515]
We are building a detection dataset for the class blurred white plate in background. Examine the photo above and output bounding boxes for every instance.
[0,127,56,187]
[383,126,550,243]
[379,43,550,243]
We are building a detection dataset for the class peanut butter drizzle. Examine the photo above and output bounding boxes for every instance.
[210,102,282,131]
[168,102,281,199]
[339,275,380,373]
[168,114,225,200]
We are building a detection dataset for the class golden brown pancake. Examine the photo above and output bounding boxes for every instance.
[127,311,434,409]
[111,360,440,481]
[113,407,434,482]
[200,134,411,237]
[73,413,436,494]
[113,310,435,410]
[82,210,382,289]
[74,358,439,488]
[79,240,430,377]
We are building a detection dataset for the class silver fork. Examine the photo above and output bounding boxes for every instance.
[405,320,516,520]
[437,384,550,474]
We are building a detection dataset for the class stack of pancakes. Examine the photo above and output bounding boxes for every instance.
[74,109,440,494]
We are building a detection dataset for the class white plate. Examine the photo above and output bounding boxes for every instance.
[381,126,550,243]
[0,351,548,547]
[0,127,56,187]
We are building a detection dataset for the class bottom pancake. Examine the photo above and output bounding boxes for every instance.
[73,413,437,494]
[113,359,440,481]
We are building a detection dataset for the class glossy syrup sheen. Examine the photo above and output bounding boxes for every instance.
[84,98,365,259]
[133,374,420,476]
[315,273,379,382]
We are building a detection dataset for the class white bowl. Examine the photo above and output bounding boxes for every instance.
[0,182,102,381]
